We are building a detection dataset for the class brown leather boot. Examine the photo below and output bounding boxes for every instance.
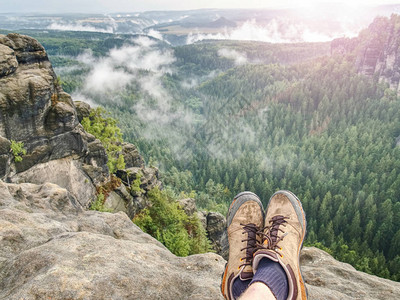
[221,192,264,300]
[253,190,307,300]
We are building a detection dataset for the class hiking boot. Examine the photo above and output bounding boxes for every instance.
[221,192,265,300]
[253,190,307,300]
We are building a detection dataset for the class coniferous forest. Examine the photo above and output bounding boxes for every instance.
[6,14,400,281]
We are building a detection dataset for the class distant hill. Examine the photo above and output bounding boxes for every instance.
[206,17,236,28]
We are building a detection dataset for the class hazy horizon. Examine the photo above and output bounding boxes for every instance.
[1,0,399,14]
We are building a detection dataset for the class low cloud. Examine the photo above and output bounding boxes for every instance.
[146,29,165,41]
[75,37,175,98]
[73,36,195,154]
[47,22,114,33]
[218,48,247,65]
[187,18,360,44]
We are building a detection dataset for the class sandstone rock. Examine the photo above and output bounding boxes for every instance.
[13,129,88,174]
[1,180,400,299]
[0,34,79,156]
[103,183,137,217]
[74,100,91,122]
[332,16,400,92]
[301,247,400,299]
[0,44,17,78]
[83,136,109,184]
[116,166,162,193]
[0,33,109,205]
[10,158,96,208]
[45,98,78,134]
[140,166,162,191]
[103,190,127,213]
[178,198,197,216]
[113,166,162,219]
[5,33,48,64]
[0,180,225,300]
[206,212,228,259]
[122,142,145,168]
[0,137,11,177]
[197,210,208,228]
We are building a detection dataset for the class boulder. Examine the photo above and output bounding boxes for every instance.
[206,212,228,259]
[116,166,162,193]
[74,100,91,122]
[121,142,145,168]
[178,198,197,216]
[10,157,96,208]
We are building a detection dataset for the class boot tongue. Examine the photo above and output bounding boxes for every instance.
[254,249,279,264]
[240,270,253,280]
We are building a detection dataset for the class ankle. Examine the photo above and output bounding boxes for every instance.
[238,282,276,300]
[250,257,288,300]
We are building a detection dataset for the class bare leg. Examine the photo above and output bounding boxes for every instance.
[238,282,276,300]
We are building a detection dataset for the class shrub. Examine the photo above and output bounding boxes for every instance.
[10,140,27,162]
[129,170,145,195]
[133,188,211,256]
[89,188,111,212]
[81,107,125,173]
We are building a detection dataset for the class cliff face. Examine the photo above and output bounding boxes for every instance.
[331,15,400,91]
[0,33,160,215]
[0,33,109,207]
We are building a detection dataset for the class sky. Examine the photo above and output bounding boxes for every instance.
[1,0,399,14]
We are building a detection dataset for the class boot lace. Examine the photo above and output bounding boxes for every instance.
[257,215,289,256]
[239,223,260,268]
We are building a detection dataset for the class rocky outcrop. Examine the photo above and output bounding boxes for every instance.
[302,247,400,299]
[107,166,162,219]
[331,15,400,91]
[206,212,228,259]
[1,180,400,300]
[72,98,155,218]
[121,142,145,168]
[178,197,197,216]
[74,100,91,122]
[0,180,224,300]
[177,198,228,259]
[0,33,109,206]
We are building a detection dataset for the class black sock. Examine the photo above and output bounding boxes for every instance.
[232,277,251,299]
[249,258,288,300]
